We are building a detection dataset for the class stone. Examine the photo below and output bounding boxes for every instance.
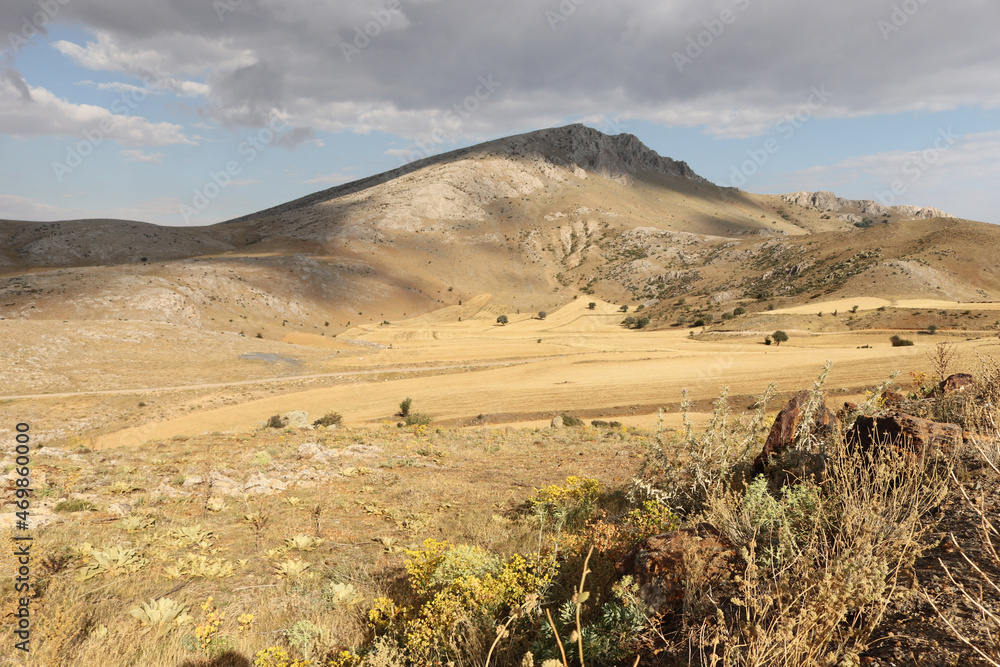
[616,524,737,616]
[847,414,963,456]
[940,373,975,395]
[108,503,131,517]
[36,447,67,458]
[550,416,564,429]
[243,472,287,496]
[283,411,310,428]
[752,390,840,476]
[155,484,186,498]
[344,444,383,457]
[206,497,227,512]
[182,475,204,487]
[208,472,241,497]
[297,442,324,459]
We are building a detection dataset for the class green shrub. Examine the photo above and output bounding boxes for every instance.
[404,412,432,427]
[266,414,285,429]
[890,335,914,347]
[496,315,508,325]
[54,499,95,513]
[560,414,584,427]
[313,412,343,427]
[773,330,789,345]
[398,398,413,418]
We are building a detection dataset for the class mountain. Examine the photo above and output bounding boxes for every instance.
[1,124,998,337]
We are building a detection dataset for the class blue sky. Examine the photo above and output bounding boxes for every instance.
[2,0,998,226]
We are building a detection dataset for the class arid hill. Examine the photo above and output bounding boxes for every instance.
[3,124,998,339]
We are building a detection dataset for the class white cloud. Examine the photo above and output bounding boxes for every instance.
[0,76,195,146]
[120,149,165,163]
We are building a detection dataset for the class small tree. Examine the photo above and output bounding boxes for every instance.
[537,311,547,320]
[733,307,746,317]
[851,305,859,314]
[773,330,789,346]
[398,398,412,418]
[587,302,596,310]
[926,324,938,335]
[636,316,650,329]
[764,336,772,346]
[496,315,508,326]
[620,305,629,313]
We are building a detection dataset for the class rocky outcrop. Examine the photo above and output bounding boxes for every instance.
[781,191,954,221]
[941,373,975,395]
[847,414,963,456]
[616,524,737,616]
[751,391,840,476]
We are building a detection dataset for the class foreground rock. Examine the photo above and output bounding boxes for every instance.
[940,373,975,395]
[751,390,840,476]
[616,524,737,616]
[848,414,963,456]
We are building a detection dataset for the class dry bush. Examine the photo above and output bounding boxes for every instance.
[928,423,1000,665]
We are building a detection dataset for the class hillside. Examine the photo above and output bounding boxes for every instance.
[2,124,998,344]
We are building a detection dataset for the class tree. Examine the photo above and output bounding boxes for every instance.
[398,398,412,418]
[496,315,508,325]
[851,305,859,314]
[926,324,938,335]
[636,316,650,329]
[733,307,746,317]
[764,336,772,346]
[622,316,637,328]
[587,302,596,310]
[537,311,547,320]
[620,305,629,313]
[773,330,789,345]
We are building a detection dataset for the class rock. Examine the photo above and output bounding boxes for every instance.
[550,416,564,429]
[283,411,310,428]
[847,414,963,456]
[616,524,737,616]
[344,444,383,458]
[0,506,59,531]
[243,472,287,496]
[182,475,204,487]
[206,497,226,512]
[940,373,975,395]
[297,442,324,459]
[155,484,186,498]
[208,472,241,497]
[108,503,131,517]
[36,447,67,458]
[752,390,840,475]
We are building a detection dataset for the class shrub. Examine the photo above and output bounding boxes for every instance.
[313,412,343,427]
[587,302,597,310]
[398,398,412,418]
[267,414,285,429]
[772,330,789,345]
[496,315,508,325]
[560,414,584,427]
[622,316,637,328]
[890,335,914,347]
[764,336,772,346]
[620,305,629,313]
[54,499,95,513]
[926,324,938,335]
[538,311,547,320]
[733,306,747,316]
[405,412,433,427]
[692,318,706,328]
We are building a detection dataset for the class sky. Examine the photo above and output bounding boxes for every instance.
[1,0,998,227]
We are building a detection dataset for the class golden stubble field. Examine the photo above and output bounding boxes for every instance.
[2,294,997,451]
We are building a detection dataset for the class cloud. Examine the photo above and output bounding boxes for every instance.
[29,0,993,142]
[120,149,164,163]
[0,73,195,146]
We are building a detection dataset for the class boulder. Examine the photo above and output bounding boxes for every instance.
[940,373,975,395]
[182,475,204,487]
[208,472,241,497]
[616,524,737,616]
[206,497,227,512]
[108,503,131,517]
[283,411,310,428]
[243,472,287,496]
[752,391,840,476]
[297,442,324,459]
[847,414,962,456]
[550,416,564,429]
